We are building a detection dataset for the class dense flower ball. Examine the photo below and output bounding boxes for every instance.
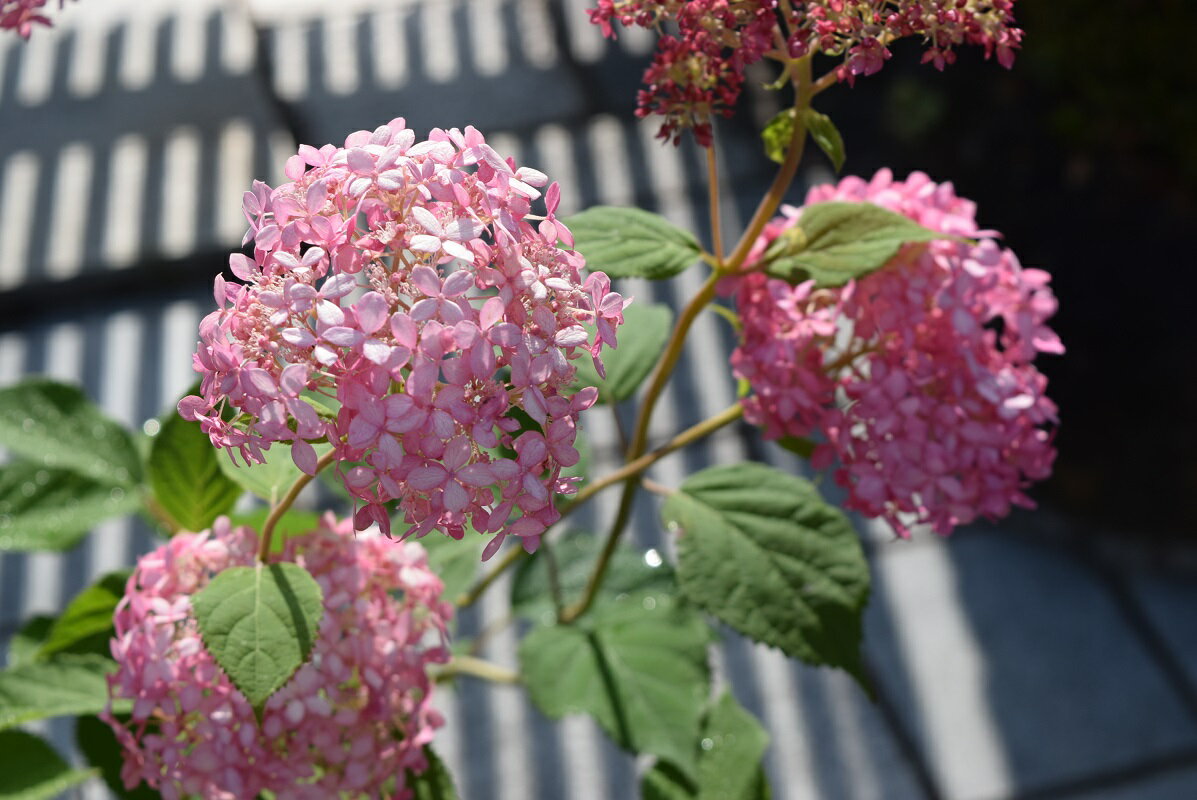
[104,515,452,800]
[728,169,1061,537]
[180,119,626,554]
[590,1,1021,143]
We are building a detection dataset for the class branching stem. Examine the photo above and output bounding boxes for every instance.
[433,655,520,685]
[257,448,337,562]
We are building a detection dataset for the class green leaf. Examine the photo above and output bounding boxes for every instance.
[192,562,325,711]
[774,435,816,459]
[571,303,674,404]
[565,206,701,280]
[0,379,141,486]
[510,532,674,625]
[216,441,331,505]
[641,692,772,800]
[802,108,846,173]
[38,571,129,660]
[148,412,242,532]
[0,463,142,552]
[417,528,487,606]
[763,201,950,288]
[0,729,95,800]
[519,592,710,778]
[0,654,126,730]
[5,616,54,667]
[75,715,159,800]
[661,463,870,684]
[761,108,796,164]
[230,509,322,556]
[408,746,460,800]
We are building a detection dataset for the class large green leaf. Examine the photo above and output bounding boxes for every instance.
[0,729,95,800]
[519,592,710,778]
[0,654,126,730]
[192,562,324,711]
[641,692,772,800]
[661,463,870,684]
[763,201,949,287]
[75,715,159,800]
[565,206,701,280]
[0,463,142,552]
[5,616,54,667]
[38,571,129,660]
[408,746,460,800]
[149,412,242,532]
[571,303,674,404]
[217,441,331,505]
[510,532,674,625]
[802,108,846,173]
[0,379,141,486]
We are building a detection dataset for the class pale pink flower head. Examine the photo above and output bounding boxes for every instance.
[180,119,624,554]
[104,515,452,800]
[728,169,1061,537]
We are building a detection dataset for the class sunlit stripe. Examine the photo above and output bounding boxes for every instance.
[171,3,208,83]
[161,300,202,403]
[272,21,309,100]
[118,8,158,91]
[44,142,94,281]
[221,5,257,75]
[467,0,507,77]
[562,0,604,64]
[268,128,297,186]
[369,5,409,89]
[215,118,255,244]
[515,0,557,69]
[66,17,108,98]
[322,13,361,95]
[532,123,578,212]
[587,115,633,206]
[14,27,55,106]
[420,0,459,83]
[559,715,608,800]
[102,133,148,268]
[0,152,39,290]
[871,528,1012,799]
[160,125,200,258]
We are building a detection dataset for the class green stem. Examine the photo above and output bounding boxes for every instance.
[457,543,528,608]
[257,448,337,562]
[559,403,744,623]
[706,143,725,266]
[433,655,521,685]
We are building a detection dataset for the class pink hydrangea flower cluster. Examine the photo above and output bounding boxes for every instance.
[728,169,1062,537]
[104,515,452,800]
[1,0,66,38]
[180,119,625,555]
[589,1,1020,142]
[589,0,777,146]
[785,0,1022,82]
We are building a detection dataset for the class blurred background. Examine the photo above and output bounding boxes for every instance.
[1,0,1195,797]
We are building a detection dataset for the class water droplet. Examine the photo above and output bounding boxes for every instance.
[91,423,107,439]
[35,470,48,485]
[664,520,679,534]
[143,419,161,436]
[115,468,129,482]
[643,548,663,568]
[41,454,56,467]
[21,418,34,432]
[700,737,714,752]
[20,482,36,497]
[110,486,126,502]
[641,596,657,611]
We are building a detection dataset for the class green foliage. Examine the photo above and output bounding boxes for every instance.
[0,379,142,486]
[0,654,127,730]
[75,715,159,800]
[762,201,949,288]
[38,570,129,660]
[774,436,816,459]
[414,526,488,605]
[519,592,710,779]
[571,303,674,404]
[803,108,846,173]
[216,441,331,504]
[565,206,701,280]
[641,692,772,800]
[192,562,324,713]
[5,616,54,667]
[148,412,242,532]
[510,532,674,625]
[0,729,95,800]
[0,463,142,552]
[408,746,460,800]
[761,108,796,164]
[661,463,870,686]
[230,509,322,556]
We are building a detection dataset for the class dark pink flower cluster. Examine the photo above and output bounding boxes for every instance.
[786,0,1022,82]
[589,0,778,146]
[180,119,625,555]
[104,515,452,800]
[1,0,66,38]
[728,170,1061,537]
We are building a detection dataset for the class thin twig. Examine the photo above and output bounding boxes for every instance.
[257,447,337,562]
[457,543,527,608]
[433,655,521,685]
